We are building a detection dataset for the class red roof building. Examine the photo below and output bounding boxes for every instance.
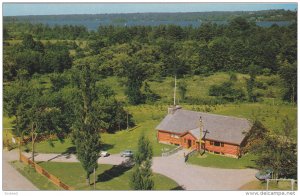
[156,106,252,158]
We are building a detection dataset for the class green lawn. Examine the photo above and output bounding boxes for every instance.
[37,162,180,190]
[10,161,62,190]
[28,121,176,156]
[24,138,74,154]
[239,180,297,191]
[187,153,257,169]
[25,104,177,156]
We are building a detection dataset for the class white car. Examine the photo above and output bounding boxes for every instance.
[100,151,109,157]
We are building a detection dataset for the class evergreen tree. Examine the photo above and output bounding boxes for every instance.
[246,63,259,102]
[134,134,153,165]
[71,61,104,185]
[131,159,154,190]
[178,80,187,102]
[130,134,154,190]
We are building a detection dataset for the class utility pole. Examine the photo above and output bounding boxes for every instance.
[126,111,129,131]
[173,75,177,106]
[94,167,96,190]
[198,117,203,153]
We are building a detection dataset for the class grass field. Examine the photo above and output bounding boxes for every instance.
[10,161,62,190]
[18,162,179,190]
[239,180,297,191]
[187,153,257,169]
[103,73,284,104]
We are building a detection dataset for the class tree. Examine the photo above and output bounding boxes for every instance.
[88,37,106,55]
[71,61,104,185]
[22,34,36,50]
[3,74,31,157]
[246,63,260,102]
[178,80,187,102]
[207,36,231,71]
[25,86,66,162]
[14,50,43,75]
[244,118,297,179]
[130,134,154,190]
[134,134,153,165]
[209,81,245,102]
[278,60,297,103]
[121,44,159,105]
[143,82,160,103]
[131,159,154,190]
[4,70,66,161]
[3,26,9,40]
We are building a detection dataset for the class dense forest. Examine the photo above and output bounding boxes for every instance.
[4,16,297,104]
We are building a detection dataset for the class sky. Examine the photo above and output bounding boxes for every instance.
[3,3,298,16]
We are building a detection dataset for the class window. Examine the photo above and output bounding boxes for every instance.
[171,134,179,138]
[221,142,224,147]
[214,142,221,146]
[193,140,195,145]
[210,141,214,145]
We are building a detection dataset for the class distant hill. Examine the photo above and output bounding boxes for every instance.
[4,9,297,22]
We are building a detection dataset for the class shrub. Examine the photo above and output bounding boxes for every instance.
[209,81,246,102]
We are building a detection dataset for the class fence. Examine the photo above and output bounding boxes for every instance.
[184,149,197,162]
[266,179,297,191]
[19,153,74,190]
[162,146,183,157]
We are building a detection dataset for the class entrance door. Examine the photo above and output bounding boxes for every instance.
[187,139,192,148]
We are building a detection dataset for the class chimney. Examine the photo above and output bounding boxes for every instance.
[168,105,182,114]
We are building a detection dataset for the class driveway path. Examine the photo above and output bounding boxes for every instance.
[2,150,38,191]
[152,149,258,190]
[21,149,257,190]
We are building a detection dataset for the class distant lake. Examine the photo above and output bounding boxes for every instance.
[21,18,293,31]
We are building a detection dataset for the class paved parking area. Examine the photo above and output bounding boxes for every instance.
[2,150,38,191]
[152,149,258,190]
[5,149,258,190]
[22,152,127,165]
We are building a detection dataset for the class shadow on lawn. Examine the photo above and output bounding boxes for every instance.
[62,146,77,155]
[97,162,133,182]
[170,185,185,190]
[101,143,114,151]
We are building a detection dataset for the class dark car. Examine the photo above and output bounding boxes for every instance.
[255,169,273,181]
[120,150,134,157]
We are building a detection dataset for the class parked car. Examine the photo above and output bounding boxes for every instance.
[255,169,273,181]
[120,150,134,157]
[100,151,109,157]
